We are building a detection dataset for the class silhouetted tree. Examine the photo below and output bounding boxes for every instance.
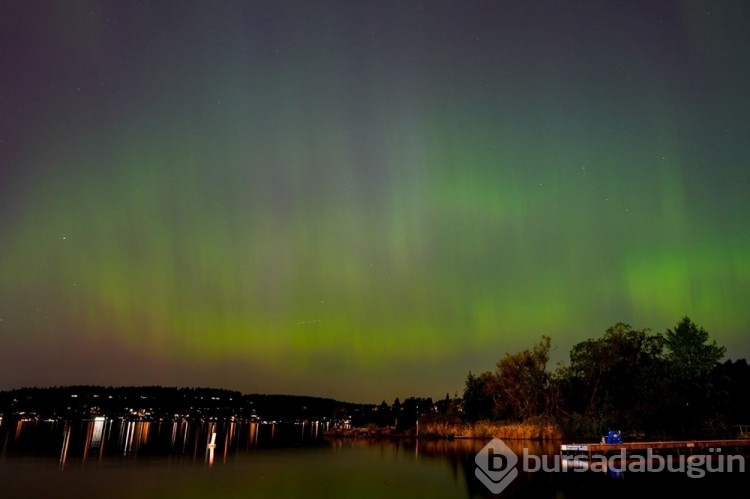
[713,359,750,430]
[564,323,666,436]
[492,336,551,421]
[663,317,726,437]
[664,317,725,378]
[462,371,495,422]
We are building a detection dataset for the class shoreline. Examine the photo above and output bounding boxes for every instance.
[324,420,564,440]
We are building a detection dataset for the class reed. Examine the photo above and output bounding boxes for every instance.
[420,419,562,440]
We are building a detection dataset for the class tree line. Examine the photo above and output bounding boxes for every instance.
[0,386,367,423]
[455,316,750,439]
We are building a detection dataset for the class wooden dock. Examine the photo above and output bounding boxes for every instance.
[560,439,750,458]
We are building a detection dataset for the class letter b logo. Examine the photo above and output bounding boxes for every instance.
[475,438,519,494]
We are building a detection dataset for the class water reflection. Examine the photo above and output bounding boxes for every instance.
[1,419,748,498]
[0,416,328,467]
[0,417,332,456]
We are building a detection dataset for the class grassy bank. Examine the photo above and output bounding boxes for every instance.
[420,420,563,440]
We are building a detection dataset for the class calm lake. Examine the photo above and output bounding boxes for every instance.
[0,418,748,498]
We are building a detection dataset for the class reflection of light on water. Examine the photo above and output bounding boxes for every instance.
[82,417,108,463]
[123,422,132,455]
[183,421,190,451]
[59,423,71,469]
[206,426,217,467]
[170,420,190,452]
[139,422,151,446]
[9,418,331,465]
[225,422,235,463]
[117,421,152,455]
[15,420,27,442]
[561,457,589,471]
[91,417,105,447]
[171,421,178,448]
[248,422,258,448]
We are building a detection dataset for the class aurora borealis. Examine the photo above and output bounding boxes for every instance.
[1,1,748,402]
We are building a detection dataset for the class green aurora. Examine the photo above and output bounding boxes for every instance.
[1,2,748,401]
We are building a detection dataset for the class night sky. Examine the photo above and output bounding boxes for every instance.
[1,1,748,402]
